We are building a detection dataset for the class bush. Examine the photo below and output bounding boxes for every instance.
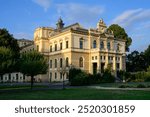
[144,72,150,82]
[89,73,102,84]
[119,85,129,88]
[69,68,116,86]
[129,71,149,82]
[70,72,89,86]
[102,69,115,83]
[137,84,146,88]
[69,68,82,82]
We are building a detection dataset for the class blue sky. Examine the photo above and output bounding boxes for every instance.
[0,0,150,52]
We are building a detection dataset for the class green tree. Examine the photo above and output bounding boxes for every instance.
[0,28,20,72]
[126,51,147,72]
[108,24,132,51]
[144,45,150,67]
[20,51,48,89]
[0,47,15,81]
[0,28,20,58]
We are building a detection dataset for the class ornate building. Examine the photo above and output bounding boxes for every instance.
[34,18,126,82]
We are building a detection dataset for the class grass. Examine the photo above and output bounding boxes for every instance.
[0,85,48,90]
[0,88,150,100]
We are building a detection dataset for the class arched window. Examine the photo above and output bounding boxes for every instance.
[50,45,52,52]
[93,40,96,48]
[60,58,63,68]
[66,57,69,67]
[107,42,111,50]
[79,57,83,67]
[55,44,57,51]
[100,41,104,49]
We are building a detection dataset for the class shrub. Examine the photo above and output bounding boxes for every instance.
[144,72,150,82]
[102,69,115,83]
[69,68,82,82]
[119,85,127,88]
[89,73,102,84]
[70,72,88,86]
[137,84,146,88]
[147,85,150,88]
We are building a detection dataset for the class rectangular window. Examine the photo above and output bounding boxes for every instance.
[0,76,3,81]
[16,74,18,81]
[50,60,52,68]
[95,56,97,60]
[55,44,57,51]
[100,56,102,60]
[60,73,62,79]
[80,40,83,49]
[50,45,52,52]
[60,58,63,68]
[55,59,57,68]
[50,73,52,82]
[66,41,68,48]
[60,42,62,50]
[66,73,69,79]
[117,63,120,70]
[111,56,113,60]
[23,74,25,80]
[8,74,11,80]
[55,73,57,79]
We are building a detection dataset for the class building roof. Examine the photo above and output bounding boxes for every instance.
[17,38,33,42]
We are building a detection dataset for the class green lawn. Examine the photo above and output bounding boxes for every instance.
[0,88,150,100]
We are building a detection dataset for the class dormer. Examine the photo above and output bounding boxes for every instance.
[97,19,107,33]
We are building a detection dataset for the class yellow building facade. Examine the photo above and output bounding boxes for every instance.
[34,18,126,82]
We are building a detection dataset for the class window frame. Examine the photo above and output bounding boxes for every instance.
[79,38,83,49]
[66,41,69,48]
[66,57,69,67]
[79,57,84,68]
[93,40,97,48]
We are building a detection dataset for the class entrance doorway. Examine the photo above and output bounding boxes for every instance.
[93,63,97,75]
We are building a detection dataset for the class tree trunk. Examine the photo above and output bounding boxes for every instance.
[31,76,34,90]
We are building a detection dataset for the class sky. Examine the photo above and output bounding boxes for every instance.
[0,0,150,52]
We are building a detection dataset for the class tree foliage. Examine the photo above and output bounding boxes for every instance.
[108,24,132,51]
[126,51,147,72]
[20,51,48,89]
[0,47,15,77]
[0,28,20,58]
[0,28,20,73]
[144,45,150,67]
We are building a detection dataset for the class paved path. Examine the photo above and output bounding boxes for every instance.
[1,83,150,91]
[87,86,150,91]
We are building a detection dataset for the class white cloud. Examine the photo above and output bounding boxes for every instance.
[56,3,105,27]
[111,9,150,52]
[32,0,51,11]
[112,8,150,28]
